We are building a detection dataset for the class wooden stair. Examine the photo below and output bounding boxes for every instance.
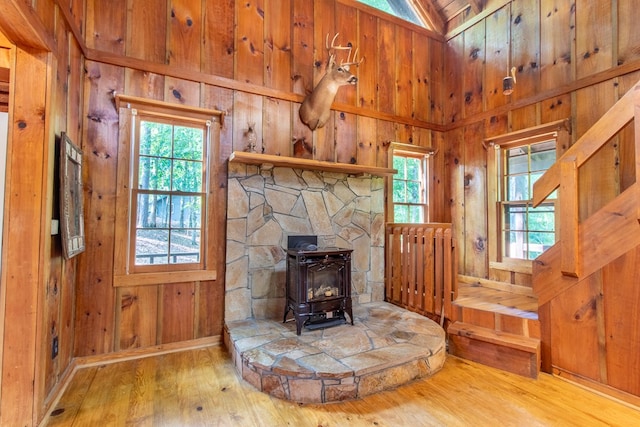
[447,277,541,378]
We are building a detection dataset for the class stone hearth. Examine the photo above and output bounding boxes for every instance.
[224,302,446,403]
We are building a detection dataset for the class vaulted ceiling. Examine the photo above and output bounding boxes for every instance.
[413,0,484,35]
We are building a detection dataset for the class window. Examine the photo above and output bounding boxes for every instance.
[388,143,431,223]
[113,95,222,286]
[499,140,556,260]
[358,0,426,27]
[134,119,204,268]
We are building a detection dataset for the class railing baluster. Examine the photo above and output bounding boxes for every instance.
[560,156,580,277]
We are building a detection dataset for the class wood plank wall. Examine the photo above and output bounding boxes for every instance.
[445,0,640,280]
[76,0,448,364]
[445,0,640,400]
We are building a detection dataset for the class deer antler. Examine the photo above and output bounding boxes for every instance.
[325,33,363,70]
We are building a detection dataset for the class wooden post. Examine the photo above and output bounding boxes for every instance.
[560,156,580,277]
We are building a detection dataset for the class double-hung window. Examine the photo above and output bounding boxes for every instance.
[487,122,567,264]
[388,143,432,223]
[114,95,222,286]
[499,139,556,260]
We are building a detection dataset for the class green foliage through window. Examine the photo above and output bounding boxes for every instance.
[392,154,427,223]
[500,140,556,260]
[134,120,206,266]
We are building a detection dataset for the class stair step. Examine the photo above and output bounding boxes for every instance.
[448,322,541,378]
[454,283,538,320]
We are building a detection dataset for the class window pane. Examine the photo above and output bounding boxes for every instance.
[393,180,406,202]
[406,181,421,203]
[409,205,423,223]
[505,205,526,231]
[173,126,203,161]
[507,147,528,174]
[506,174,529,201]
[393,156,406,179]
[406,157,421,180]
[394,205,408,222]
[170,195,202,228]
[531,148,556,172]
[140,121,172,157]
[139,156,171,190]
[169,230,200,264]
[137,193,170,228]
[172,159,203,192]
[135,229,169,265]
[506,230,526,259]
[528,205,555,232]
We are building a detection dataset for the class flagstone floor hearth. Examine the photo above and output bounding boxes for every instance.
[223,302,446,403]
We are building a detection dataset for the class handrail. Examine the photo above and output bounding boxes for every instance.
[533,79,640,207]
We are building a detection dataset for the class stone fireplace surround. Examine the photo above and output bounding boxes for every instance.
[224,160,445,403]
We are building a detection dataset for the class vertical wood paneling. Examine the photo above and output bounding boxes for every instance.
[358,10,376,111]
[0,48,48,426]
[234,91,263,153]
[236,0,265,85]
[85,0,126,53]
[335,112,357,163]
[395,26,413,118]
[167,0,202,71]
[510,0,540,130]
[430,39,445,124]
[377,20,395,115]
[356,115,376,166]
[117,286,158,350]
[540,0,573,122]
[291,0,314,152]
[164,78,200,106]
[334,2,358,106]
[263,96,291,155]
[75,61,123,357]
[445,34,463,124]
[159,282,196,343]
[413,32,431,122]
[126,0,167,62]
[264,0,291,91]
[377,120,395,168]
[484,5,509,137]
[603,247,640,396]
[463,123,487,277]
[203,0,234,78]
[462,21,484,118]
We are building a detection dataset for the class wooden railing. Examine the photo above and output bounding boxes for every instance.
[385,223,456,323]
[533,79,640,278]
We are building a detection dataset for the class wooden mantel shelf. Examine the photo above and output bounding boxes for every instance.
[229,151,397,176]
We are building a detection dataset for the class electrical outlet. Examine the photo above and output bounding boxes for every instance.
[52,336,59,359]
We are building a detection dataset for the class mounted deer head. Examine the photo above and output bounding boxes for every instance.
[299,33,363,131]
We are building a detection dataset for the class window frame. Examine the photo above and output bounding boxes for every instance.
[486,120,569,268]
[113,95,223,287]
[387,142,433,224]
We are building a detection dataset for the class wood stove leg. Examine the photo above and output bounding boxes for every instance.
[346,308,354,325]
[295,314,303,335]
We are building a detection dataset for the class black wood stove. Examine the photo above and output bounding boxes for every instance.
[283,236,353,335]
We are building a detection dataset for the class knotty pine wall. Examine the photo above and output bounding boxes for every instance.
[443,0,640,400]
[443,0,640,281]
[78,0,448,360]
[0,0,85,424]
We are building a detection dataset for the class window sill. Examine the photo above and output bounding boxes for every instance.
[490,259,533,275]
[113,269,217,287]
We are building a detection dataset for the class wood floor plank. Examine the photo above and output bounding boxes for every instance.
[43,345,640,426]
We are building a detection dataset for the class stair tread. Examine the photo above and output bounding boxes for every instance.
[448,321,540,353]
[454,284,538,320]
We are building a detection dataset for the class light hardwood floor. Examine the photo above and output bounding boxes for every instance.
[44,344,640,427]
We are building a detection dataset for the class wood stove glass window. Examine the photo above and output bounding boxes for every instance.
[307,260,345,301]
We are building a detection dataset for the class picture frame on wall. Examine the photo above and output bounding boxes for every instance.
[59,131,85,259]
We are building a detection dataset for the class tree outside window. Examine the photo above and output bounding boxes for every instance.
[500,140,556,260]
[391,151,428,223]
[133,120,205,266]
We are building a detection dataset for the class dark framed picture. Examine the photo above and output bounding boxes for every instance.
[59,132,85,259]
